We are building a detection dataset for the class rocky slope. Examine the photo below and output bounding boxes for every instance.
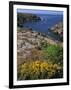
[17,26,62,65]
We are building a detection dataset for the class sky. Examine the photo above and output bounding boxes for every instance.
[17,9,63,15]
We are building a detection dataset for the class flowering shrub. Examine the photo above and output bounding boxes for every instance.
[17,60,63,80]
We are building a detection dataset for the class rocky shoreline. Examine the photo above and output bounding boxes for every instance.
[48,22,63,42]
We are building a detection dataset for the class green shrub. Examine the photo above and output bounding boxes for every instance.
[44,44,63,64]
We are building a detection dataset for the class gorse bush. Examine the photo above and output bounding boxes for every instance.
[17,60,63,80]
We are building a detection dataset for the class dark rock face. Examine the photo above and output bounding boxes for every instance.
[17,13,41,27]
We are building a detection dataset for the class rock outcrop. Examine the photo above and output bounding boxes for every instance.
[48,22,63,42]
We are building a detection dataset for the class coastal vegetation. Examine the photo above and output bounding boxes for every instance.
[17,13,63,80]
[17,28,63,80]
[18,60,63,80]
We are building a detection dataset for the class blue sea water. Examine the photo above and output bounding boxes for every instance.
[23,14,63,34]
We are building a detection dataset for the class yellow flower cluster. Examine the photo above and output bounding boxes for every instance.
[18,60,62,80]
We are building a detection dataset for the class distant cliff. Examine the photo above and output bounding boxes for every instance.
[17,13,41,27]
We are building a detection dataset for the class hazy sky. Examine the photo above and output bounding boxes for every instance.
[17,9,63,15]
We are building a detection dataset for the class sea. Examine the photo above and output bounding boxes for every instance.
[23,14,63,34]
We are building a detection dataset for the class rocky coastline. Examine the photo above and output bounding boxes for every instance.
[17,22,63,65]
